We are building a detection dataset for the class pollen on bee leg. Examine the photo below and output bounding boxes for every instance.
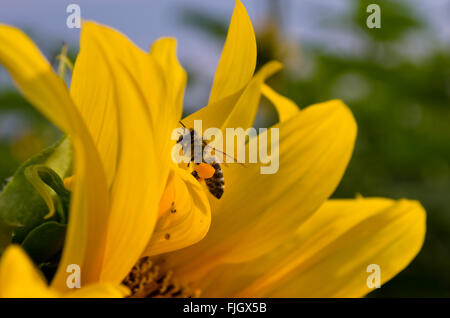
[194,163,215,179]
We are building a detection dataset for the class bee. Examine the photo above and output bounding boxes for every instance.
[177,121,238,199]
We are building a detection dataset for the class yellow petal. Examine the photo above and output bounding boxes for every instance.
[182,61,281,136]
[181,1,264,132]
[0,25,110,290]
[0,246,128,298]
[208,0,257,104]
[53,134,110,289]
[150,37,187,120]
[142,167,211,256]
[181,90,242,134]
[220,61,282,132]
[0,25,71,131]
[262,84,300,122]
[197,198,426,297]
[163,100,357,283]
[65,283,129,298]
[262,198,426,297]
[0,245,58,297]
[79,23,170,282]
[70,29,119,187]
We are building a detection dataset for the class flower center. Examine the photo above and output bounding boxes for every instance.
[122,256,200,298]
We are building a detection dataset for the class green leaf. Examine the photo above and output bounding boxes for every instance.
[24,165,71,223]
[0,218,14,254]
[21,221,66,264]
[0,137,72,248]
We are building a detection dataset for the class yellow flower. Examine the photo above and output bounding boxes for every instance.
[0,245,126,297]
[0,0,425,297]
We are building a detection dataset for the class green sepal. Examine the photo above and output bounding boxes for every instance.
[24,165,71,223]
[0,218,14,254]
[0,137,72,249]
[21,221,66,264]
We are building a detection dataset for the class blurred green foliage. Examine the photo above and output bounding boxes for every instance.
[182,0,450,296]
[0,44,72,183]
[0,92,60,182]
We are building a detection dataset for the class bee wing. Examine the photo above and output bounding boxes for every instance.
[202,141,246,166]
[179,120,246,166]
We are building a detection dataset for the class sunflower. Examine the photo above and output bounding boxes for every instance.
[0,0,425,298]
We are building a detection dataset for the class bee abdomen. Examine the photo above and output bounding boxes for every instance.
[205,163,224,199]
